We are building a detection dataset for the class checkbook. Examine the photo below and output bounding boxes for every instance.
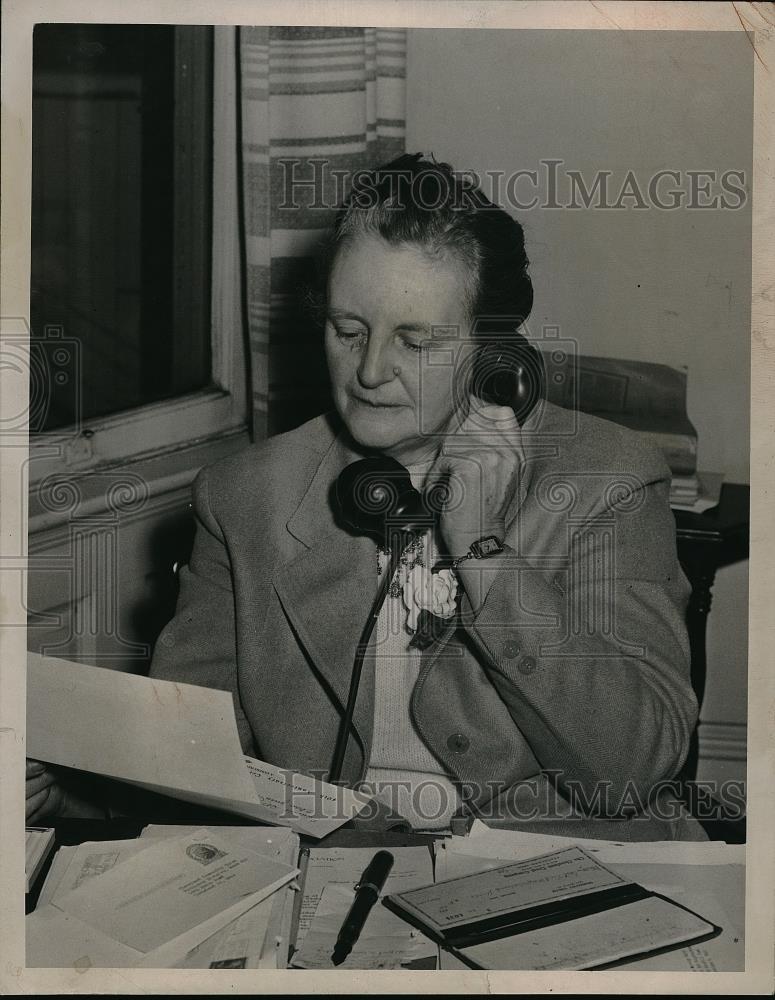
[382,846,721,970]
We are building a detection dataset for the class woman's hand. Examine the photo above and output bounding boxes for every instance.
[426,399,524,613]
[26,759,67,823]
[26,759,105,823]
[428,398,525,558]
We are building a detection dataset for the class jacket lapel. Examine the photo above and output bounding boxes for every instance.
[272,431,378,755]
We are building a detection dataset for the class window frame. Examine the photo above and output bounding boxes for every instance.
[27,26,248,495]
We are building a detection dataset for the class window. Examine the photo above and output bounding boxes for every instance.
[28,24,246,487]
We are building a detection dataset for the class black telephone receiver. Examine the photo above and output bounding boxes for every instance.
[469,331,545,421]
[335,332,545,542]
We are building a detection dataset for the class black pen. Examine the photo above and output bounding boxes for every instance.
[331,850,394,966]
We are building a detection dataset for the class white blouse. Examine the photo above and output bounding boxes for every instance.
[362,462,463,830]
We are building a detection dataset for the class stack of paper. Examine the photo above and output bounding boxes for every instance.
[27,652,370,838]
[139,825,300,969]
[36,837,149,909]
[26,826,298,968]
[290,846,439,969]
[670,471,724,513]
[670,473,700,504]
[440,818,744,867]
[434,821,745,972]
[25,827,55,893]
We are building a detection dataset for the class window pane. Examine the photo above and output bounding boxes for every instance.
[31,24,213,431]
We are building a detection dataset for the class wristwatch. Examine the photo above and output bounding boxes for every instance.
[451,535,506,568]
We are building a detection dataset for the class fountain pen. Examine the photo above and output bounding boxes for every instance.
[331,849,395,966]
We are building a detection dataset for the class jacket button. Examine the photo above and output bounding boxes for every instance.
[518,656,537,676]
[503,640,521,659]
[447,733,470,754]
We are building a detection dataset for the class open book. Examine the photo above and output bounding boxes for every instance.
[26,652,370,838]
[383,846,720,971]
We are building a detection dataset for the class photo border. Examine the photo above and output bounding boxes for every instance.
[1,1,772,994]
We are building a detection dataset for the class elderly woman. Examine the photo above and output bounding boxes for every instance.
[27,154,698,835]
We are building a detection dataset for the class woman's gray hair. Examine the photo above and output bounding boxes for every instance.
[317,152,534,338]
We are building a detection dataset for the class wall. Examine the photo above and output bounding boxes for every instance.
[26,432,249,675]
[406,28,751,783]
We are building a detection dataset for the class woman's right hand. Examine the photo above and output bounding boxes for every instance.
[26,759,68,823]
[26,759,108,823]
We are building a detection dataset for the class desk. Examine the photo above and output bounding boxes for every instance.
[26,818,744,972]
[673,483,750,785]
[28,806,711,911]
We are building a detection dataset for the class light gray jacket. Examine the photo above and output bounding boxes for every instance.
[149,402,698,832]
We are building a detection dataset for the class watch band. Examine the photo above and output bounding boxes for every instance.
[451,535,505,568]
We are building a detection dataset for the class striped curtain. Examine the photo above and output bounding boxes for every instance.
[238,26,407,439]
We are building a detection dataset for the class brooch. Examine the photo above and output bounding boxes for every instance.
[378,535,460,649]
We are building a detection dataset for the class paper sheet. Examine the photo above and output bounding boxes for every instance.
[619,889,744,971]
[29,841,150,969]
[294,845,436,951]
[612,861,745,931]
[264,883,298,969]
[27,652,257,805]
[398,847,626,933]
[243,757,371,839]
[256,883,296,969]
[288,845,439,969]
[174,896,276,969]
[36,845,76,908]
[25,828,55,892]
[62,827,295,957]
[455,819,743,865]
[46,839,153,904]
[26,906,143,969]
[140,824,301,969]
[610,862,745,971]
[33,825,301,971]
[27,652,370,837]
[291,882,435,969]
[459,894,716,971]
[257,834,302,970]
[139,824,299,862]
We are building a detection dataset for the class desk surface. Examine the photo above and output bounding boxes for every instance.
[28,808,717,916]
[25,818,439,915]
[27,818,745,973]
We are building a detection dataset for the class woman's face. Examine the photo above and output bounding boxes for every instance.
[325,233,474,466]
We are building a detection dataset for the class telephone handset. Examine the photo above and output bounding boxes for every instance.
[335,332,545,542]
[470,332,546,423]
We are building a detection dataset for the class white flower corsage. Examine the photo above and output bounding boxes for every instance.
[401,564,459,634]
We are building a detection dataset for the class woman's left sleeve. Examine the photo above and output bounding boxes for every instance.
[460,473,698,808]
